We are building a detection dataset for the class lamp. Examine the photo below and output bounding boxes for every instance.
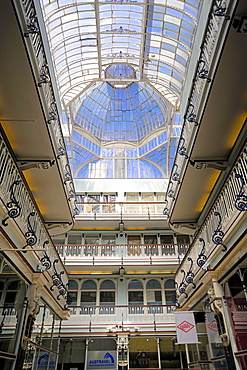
[119,221,124,237]
[119,266,125,282]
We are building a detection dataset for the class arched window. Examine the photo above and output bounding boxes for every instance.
[80,280,97,314]
[68,280,78,308]
[164,279,176,313]
[146,279,163,313]
[99,280,115,314]
[128,280,143,314]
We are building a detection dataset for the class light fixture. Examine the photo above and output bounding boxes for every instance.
[119,266,125,282]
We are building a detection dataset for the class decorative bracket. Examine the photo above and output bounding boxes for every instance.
[190,160,228,171]
[18,159,55,171]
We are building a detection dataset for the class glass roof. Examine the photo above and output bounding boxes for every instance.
[73,80,170,141]
[40,0,203,179]
[40,0,202,107]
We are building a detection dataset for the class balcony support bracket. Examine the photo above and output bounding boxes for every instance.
[190,160,228,171]
[18,159,55,171]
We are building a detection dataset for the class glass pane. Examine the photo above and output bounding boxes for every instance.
[81,280,97,289]
[128,291,143,304]
[100,292,115,305]
[81,292,96,305]
[100,280,115,289]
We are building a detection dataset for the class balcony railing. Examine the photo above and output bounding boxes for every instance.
[60,305,176,332]
[0,131,68,308]
[56,243,190,262]
[166,0,232,218]
[14,0,77,217]
[175,143,247,303]
[74,201,165,220]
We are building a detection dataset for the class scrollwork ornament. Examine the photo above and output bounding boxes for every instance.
[64,163,72,184]
[73,201,80,218]
[47,101,58,124]
[185,257,196,288]
[178,137,188,158]
[23,212,37,249]
[213,0,230,19]
[57,139,66,159]
[40,241,52,270]
[186,104,198,125]
[179,270,188,298]
[2,180,21,226]
[38,64,50,87]
[167,181,175,201]
[172,282,180,307]
[211,211,227,252]
[24,13,39,37]
[198,60,211,82]
[234,173,247,211]
[171,164,180,184]
[197,237,207,267]
[68,182,76,201]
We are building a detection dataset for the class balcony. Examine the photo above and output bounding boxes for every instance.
[0,0,77,234]
[175,142,247,307]
[0,129,69,316]
[166,0,247,234]
[60,305,176,334]
[56,243,190,271]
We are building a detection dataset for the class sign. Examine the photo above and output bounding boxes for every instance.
[35,351,56,370]
[205,312,221,343]
[87,351,117,370]
[174,311,198,344]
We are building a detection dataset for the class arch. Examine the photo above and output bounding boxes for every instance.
[81,280,97,290]
[128,279,143,290]
[100,280,115,290]
[164,279,175,289]
[146,279,161,289]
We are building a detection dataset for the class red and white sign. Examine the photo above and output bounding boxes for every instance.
[174,312,198,344]
[205,312,221,343]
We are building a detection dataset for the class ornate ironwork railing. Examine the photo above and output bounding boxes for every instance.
[175,143,247,301]
[165,0,232,218]
[56,243,190,261]
[0,132,69,308]
[14,0,77,218]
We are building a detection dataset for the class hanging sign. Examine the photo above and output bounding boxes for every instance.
[205,312,221,343]
[174,311,198,344]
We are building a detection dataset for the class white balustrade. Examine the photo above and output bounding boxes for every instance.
[56,243,190,262]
